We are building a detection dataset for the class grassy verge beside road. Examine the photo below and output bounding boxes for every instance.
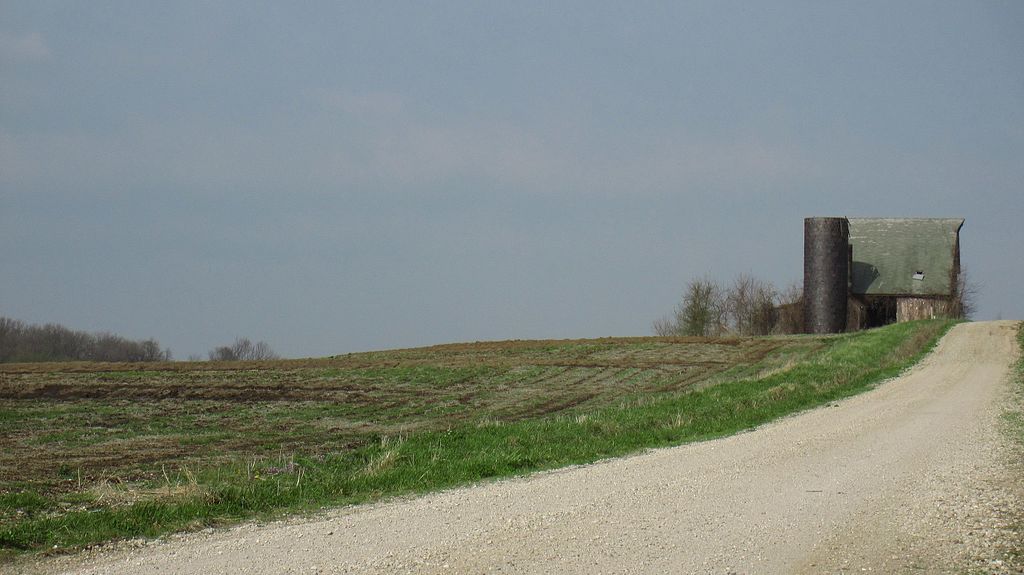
[0,320,953,559]
[1000,322,1024,570]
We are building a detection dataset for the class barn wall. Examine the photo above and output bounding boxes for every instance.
[846,297,867,331]
[953,234,961,291]
[896,297,945,322]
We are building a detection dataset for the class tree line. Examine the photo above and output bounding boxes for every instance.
[653,274,803,337]
[656,269,976,337]
[0,317,280,363]
[0,317,172,363]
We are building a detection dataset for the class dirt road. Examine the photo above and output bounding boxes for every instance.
[30,321,1023,574]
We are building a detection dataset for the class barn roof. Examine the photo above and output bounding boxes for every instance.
[848,218,963,297]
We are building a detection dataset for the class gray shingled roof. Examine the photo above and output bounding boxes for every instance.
[848,218,963,296]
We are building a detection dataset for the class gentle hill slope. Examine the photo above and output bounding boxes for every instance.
[1,320,952,558]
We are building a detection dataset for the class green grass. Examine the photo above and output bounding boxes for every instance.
[0,321,953,559]
[1009,321,1024,444]
[999,322,1024,570]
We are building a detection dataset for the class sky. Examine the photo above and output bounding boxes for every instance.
[2,2,1022,359]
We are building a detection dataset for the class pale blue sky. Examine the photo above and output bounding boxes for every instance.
[2,2,1022,358]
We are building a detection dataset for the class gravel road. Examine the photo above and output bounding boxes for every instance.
[24,321,1023,574]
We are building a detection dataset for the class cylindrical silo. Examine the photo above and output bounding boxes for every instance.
[803,217,849,334]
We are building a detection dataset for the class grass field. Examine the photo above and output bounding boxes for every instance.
[0,320,953,559]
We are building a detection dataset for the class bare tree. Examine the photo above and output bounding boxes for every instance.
[749,281,778,336]
[717,274,778,336]
[721,275,756,334]
[657,274,811,337]
[652,315,679,337]
[208,337,279,361]
[657,277,785,337]
[945,267,979,320]
[0,317,26,363]
[773,282,804,334]
[723,274,750,335]
[0,317,172,363]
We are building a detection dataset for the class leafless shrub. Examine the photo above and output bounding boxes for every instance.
[750,290,778,335]
[655,275,805,337]
[773,283,804,335]
[724,274,777,336]
[208,337,279,361]
[652,316,678,337]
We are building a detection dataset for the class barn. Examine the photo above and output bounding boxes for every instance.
[803,217,965,333]
[848,218,964,328]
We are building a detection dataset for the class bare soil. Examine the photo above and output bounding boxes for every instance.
[18,321,1022,574]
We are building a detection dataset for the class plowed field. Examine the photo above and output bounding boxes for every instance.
[0,336,814,499]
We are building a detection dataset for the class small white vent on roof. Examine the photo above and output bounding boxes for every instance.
[912,271,925,281]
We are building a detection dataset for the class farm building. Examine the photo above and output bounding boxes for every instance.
[803,217,964,334]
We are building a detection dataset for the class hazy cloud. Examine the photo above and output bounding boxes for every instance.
[304,89,572,192]
[311,90,407,120]
[0,132,25,184]
[0,31,50,61]
[303,89,817,200]
[1,3,1021,359]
